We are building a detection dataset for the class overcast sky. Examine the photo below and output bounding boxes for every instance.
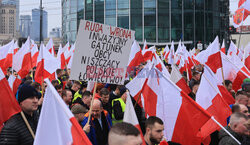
[19,0,250,34]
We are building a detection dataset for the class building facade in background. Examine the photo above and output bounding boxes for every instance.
[19,15,31,38]
[49,27,61,38]
[2,0,19,32]
[62,0,230,48]
[31,8,48,42]
[0,2,16,44]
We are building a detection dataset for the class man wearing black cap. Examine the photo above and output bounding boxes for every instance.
[111,86,128,125]
[0,84,39,145]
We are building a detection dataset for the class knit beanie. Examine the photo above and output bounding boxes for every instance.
[18,84,39,103]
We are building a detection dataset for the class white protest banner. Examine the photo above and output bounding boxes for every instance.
[70,20,135,85]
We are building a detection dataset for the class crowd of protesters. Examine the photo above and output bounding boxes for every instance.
[0,53,249,145]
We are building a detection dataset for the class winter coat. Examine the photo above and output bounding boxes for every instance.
[0,112,38,145]
[218,126,245,145]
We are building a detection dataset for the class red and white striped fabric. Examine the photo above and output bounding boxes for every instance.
[127,63,211,145]
[34,79,92,145]
[57,44,67,69]
[8,74,22,95]
[196,65,232,139]
[35,44,60,85]
[123,92,146,145]
[31,40,39,68]
[220,40,226,54]
[13,38,32,79]
[127,40,144,75]
[170,65,191,94]
[0,40,14,73]
[46,38,56,56]
[0,68,21,131]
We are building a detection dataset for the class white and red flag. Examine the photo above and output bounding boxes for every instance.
[163,45,170,62]
[243,43,250,70]
[57,44,67,69]
[31,40,39,68]
[170,65,191,94]
[0,68,21,131]
[142,40,148,50]
[34,79,92,145]
[35,44,60,85]
[142,46,156,62]
[127,63,211,145]
[220,40,226,54]
[63,42,75,64]
[13,37,32,79]
[196,65,232,139]
[216,52,250,91]
[127,40,144,76]
[46,38,56,56]
[8,74,22,95]
[167,41,175,65]
[0,40,14,74]
[123,92,146,145]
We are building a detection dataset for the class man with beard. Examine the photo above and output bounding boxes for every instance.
[144,116,181,145]
[144,116,164,145]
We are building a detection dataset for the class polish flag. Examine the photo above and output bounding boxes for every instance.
[57,44,66,69]
[86,81,95,93]
[220,40,226,54]
[167,41,175,65]
[217,85,235,105]
[2,41,18,71]
[227,41,239,57]
[35,44,60,85]
[0,40,14,73]
[142,46,156,62]
[8,75,22,95]
[163,45,170,60]
[196,65,232,139]
[127,63,211,145]
[152,53,171,78]
[31,40,39,68]
[34,79,92,145]
[46,38,56,56]
[238,0,246,7]
[0,68,21,131]
[127,41,144,76]
[123,92,146,145]
[67,52,74,69]
[243,43,250,70]
[216,52,250,91]
[170,65,191,95]
[64,42,72,64]
[142,40,148,50]
[13,38,32,79]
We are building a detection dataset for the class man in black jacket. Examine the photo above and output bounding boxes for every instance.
[0,84,39,145]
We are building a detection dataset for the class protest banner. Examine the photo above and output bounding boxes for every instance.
[70,20,135,85]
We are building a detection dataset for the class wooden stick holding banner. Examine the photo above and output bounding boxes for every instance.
[20,111,35,139]
[87,82,97,125]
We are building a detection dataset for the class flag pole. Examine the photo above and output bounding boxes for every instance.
[20,111,35,139]
[211,116,241,145]
[87,82,97,125]
[237,9,244,49]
